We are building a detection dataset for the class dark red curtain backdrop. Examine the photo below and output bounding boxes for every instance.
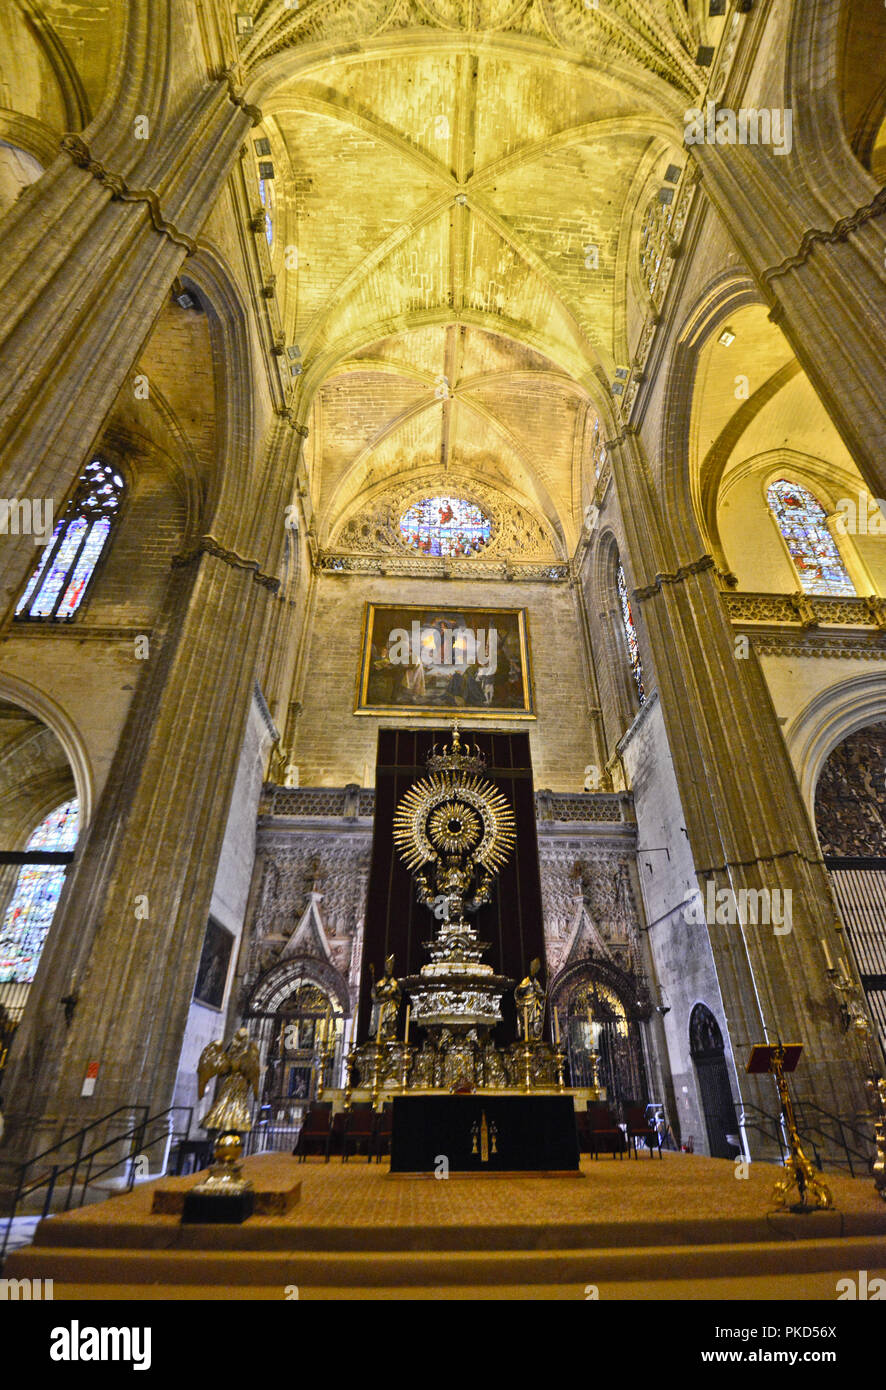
[358,727,545,1044]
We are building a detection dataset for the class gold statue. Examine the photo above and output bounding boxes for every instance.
[370,955,402,1041]
[515,958,546,1041]
[198,1027,260,1135]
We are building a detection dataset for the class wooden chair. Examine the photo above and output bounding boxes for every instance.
[624,1105,662,1159]
[293,1103,332,1162]
[586,1103,626,1159]
[372,1105,393,1163]
[341,1104,376,1162]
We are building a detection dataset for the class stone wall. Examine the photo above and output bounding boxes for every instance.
[291,572,596,791]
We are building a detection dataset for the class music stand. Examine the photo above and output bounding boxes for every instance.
[746,1041,833,1213]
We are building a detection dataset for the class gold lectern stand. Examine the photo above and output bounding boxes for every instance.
[746,1042,833,1213]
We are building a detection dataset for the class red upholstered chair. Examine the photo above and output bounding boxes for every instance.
[342,1104,376,1162]
[293,1103,333,1162]
[624,1105,662,1159]
[372,1105,393,1163]
[586,1103,627,1159]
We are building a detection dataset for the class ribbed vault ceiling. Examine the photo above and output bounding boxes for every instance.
[250,1,719,548]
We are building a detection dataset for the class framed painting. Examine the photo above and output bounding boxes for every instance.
[193,917,234,1010]
[355,604,535,718]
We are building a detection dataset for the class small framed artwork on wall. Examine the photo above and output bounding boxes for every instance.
[193,917,234,1010]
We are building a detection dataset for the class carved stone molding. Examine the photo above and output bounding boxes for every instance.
[59,135,202,256]
[317,553,568,582]
[725,591,886,630]
[633,554,716,602]
[172,536,281,592]
[329,473,558,562]
[762,185,886,286]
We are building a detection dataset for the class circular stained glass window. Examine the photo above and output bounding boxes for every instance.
[399,497,492,557]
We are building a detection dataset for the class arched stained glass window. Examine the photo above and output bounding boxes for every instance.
[766,478,855,597]
[617,563,645,705]
[400,496,492,557]
[16,460,123,620]
[258,177,273,246]
[0,799,78,983]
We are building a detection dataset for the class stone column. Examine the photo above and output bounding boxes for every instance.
[693,140,885,495]
[2,549,277,1155]
[2,401,297,1157]
[0,74,257,615]
[610,428,865,1137]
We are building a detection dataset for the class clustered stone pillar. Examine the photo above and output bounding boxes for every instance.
[609,429,866,1136]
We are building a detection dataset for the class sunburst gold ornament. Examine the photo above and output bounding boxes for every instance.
[393,769,516,875]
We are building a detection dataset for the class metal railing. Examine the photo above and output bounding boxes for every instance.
[1,1104,192,1263]
[736,1098,876,1175]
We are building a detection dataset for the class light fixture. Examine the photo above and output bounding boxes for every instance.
[696,45,715,66]
[235,13,253,36]
[254,137,271,157]
[718,328,736,346]
[172,278,198,310]
[258,160,275,181]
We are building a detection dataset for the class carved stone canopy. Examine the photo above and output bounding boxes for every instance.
[330,472,560,561]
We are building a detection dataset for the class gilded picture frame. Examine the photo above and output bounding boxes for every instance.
[355,603,535,718]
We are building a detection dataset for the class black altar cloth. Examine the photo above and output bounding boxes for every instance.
[389,1095,580,1173]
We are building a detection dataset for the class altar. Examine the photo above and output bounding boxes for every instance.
[389,1094,580,1173]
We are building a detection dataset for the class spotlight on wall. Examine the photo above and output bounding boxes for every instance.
[696,45,715,66]
[172,278,199,311]
[718,328,736,346]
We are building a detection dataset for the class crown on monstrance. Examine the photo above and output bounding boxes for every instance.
[426,722,486,775]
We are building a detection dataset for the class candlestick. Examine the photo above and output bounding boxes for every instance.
[522,1003,530,1043]
[821,937,834,972]
[553,1006,560,1045]
[404,1003,411,1044]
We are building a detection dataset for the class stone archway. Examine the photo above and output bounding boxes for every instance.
[245,955,351,1130]
[552,957,651,1108]
[689,1003,737,1159]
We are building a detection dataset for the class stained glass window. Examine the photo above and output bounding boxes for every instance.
[0,799,78,983]
[258,177,273,246]
[617,562,645,705]
[400,497,492,557]
[16,460,123,620]
[766,478,855,597]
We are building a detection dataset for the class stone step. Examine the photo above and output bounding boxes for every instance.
[35,1269,879,1301]
[27,1206,886,1253]
[6,1233,886,1288]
